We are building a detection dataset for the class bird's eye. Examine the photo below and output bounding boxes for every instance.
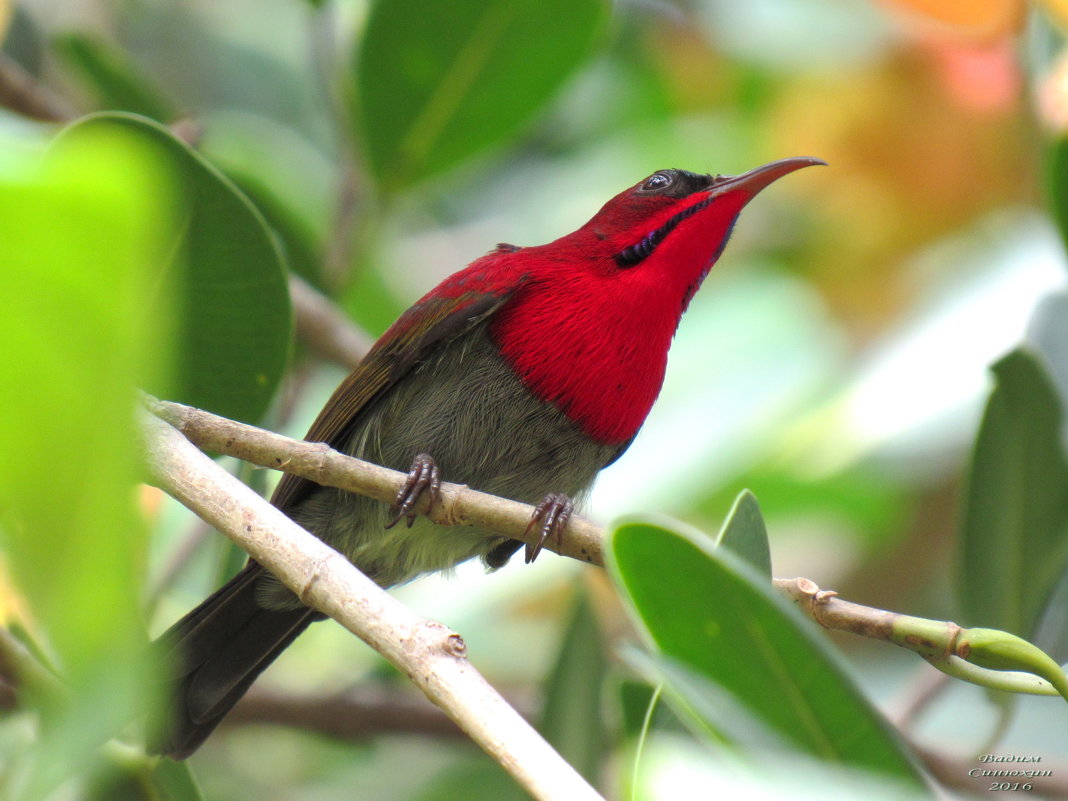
[640,172,673,192]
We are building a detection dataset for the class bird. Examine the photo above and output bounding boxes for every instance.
[151,156,824,758]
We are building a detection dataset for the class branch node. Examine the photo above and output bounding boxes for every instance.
[444,633,467,659]
[946,622,965,659]
[795,576,819,595]
[298,552,333,607]
[311,441,332,484]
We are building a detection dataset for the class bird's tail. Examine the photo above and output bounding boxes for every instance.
[149,562,322,759]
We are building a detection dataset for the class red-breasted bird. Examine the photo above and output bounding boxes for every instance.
[152,157,824,757]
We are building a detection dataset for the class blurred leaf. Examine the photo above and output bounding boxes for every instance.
[2,6,44,75]
[54,33,173,120]
[1027,289,1068,422]
[53,112,292,423]
[0,124,172,799]
[88,752,204,801]
[354,0,608,193]
[115,3,319,139]
[607,519,927,788]
[0,1,11,41]
[694,462,908,550]
[413,754,517,801]
[149,759,204,801]
[618,679,659,739]
[539,590,608,784]
[959,348,1068,637]
[714,490,771,577]
[1046,137,1068,255]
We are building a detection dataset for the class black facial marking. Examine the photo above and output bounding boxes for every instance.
[615,169,723,268]
[615,193,716,268]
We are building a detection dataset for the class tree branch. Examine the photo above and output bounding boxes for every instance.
[144,395,1068,702]
[0,52,78,123]
[289,275,373,369]
[224,685,470,742]
[139,409,604,801]
[146,395,605,567]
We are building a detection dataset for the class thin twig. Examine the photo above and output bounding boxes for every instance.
[224,685,471,741]
[888,666,953,733]
[139,410,604,801]
[0,52,77,122]
[289,274,373,368]
[144,397,1068,694]
[146,395,605,566]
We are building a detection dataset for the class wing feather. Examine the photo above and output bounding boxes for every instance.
[270,284,524,512]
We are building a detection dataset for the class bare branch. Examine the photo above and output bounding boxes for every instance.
[146,395,605,566]
[224,685,470,741]
[289,275,373,369]
[139,410,604,801]
[0,52,77,123]
[143,397,1067,698]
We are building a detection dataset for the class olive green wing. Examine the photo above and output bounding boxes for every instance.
[270,286,522,513]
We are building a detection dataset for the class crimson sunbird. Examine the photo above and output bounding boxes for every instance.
[153,156,824,757]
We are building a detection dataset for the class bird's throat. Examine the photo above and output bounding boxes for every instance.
[490,275,676,446]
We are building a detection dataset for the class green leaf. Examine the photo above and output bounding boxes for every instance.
[353,0,608,193]
[88,748,205,801]
[714,490,772,577]
[618,679,660,739]
[52,113,292,423]
[149,759,205,801]
[0,122,171,800]
[633,651,800,752]
[607,519,927,788]
[1027,290,1068,421]
[1045,137,1068,262]
[539,590,608,784]
[54,33,173,120]
[959,348,1068,637]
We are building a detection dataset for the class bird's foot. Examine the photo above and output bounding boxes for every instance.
[523,493,574,563]
[386,453,441,529]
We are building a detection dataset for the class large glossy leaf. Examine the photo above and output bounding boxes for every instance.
[0,124,169,800]
[353,0,607,193]
[607,519,927,789]
[959,348,1068,637]
[52,113,291,423]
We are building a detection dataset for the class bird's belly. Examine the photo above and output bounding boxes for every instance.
[285,326,619,590]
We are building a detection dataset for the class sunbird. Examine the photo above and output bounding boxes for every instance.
[153,156,824,757]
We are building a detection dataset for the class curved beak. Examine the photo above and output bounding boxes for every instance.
[709,156,826,199]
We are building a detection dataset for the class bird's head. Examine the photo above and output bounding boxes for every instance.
[572,157,825,307]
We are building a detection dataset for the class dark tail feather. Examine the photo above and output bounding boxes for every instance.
[150,562,323,759]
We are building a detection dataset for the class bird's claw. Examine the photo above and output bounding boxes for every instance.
[386,453,441,529]
[524,493,574,563]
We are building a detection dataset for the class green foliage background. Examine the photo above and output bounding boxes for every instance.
[1,0,1067,799]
